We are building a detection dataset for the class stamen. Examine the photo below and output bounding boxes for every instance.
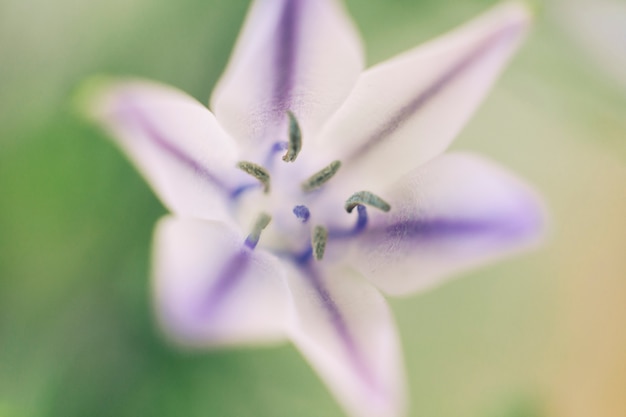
[245,212,272,249]
[264,142,288,168]
[312,225,328,261]
[293,205,311,223]
[301,160,342,192]
[345,191,391,213]
[282,111,302,162]
[328,204,368,239]
[237,161,271,193]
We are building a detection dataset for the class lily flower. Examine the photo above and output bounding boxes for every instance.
[83,1,544,416]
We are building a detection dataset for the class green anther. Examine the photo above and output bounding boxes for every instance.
[312,225,328,261]
[301,160,342,192]
[246,212,272,248]
[282,111,302,163]
[345,191,391,213]
[237,161,271,193]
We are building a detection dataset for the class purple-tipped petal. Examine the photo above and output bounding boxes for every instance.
[284,263,405,417]
[153,217,289,347]
[347,153,546,296]
[86,78,247,222]
[316,2,532,190]
[211,0,364,149]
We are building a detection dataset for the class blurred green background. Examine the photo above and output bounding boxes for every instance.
[1,0,625,416]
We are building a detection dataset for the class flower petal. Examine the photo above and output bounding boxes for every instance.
[85,78,249,222]
[211,0,364,149]
[153,217,289,347]
[284,262,405,417]
[316,2,531,190]
[347,152,546,296]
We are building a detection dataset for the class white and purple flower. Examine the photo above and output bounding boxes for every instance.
[84,1,545,416]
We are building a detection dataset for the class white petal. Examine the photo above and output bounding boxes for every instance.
[153,217,289,347]
[315,2,531,190]
[347,152,546,296]
[211,0,363,149]
[85,78,250,222]
[284,263,405,417]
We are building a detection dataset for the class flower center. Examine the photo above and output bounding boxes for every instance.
[234,112,391,264]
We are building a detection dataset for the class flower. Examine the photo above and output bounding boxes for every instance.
[83,1,545,417]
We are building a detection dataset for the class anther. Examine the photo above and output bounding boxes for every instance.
[245,212,272,249]
[301,160,342,192]
[237,161,271,193]
[345,191,391,213]
[282,111,302,163]
[312,225,328,261]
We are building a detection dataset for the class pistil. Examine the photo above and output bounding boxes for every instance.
[293,205,311,223]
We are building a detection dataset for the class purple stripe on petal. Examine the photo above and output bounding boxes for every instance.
[347,23,524,162]
[194,249,251,321]
[390,219,493,237]
[119,99,232,194]
[367,210,540,246]
[299,263,379,393]
[273,0,302,110]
